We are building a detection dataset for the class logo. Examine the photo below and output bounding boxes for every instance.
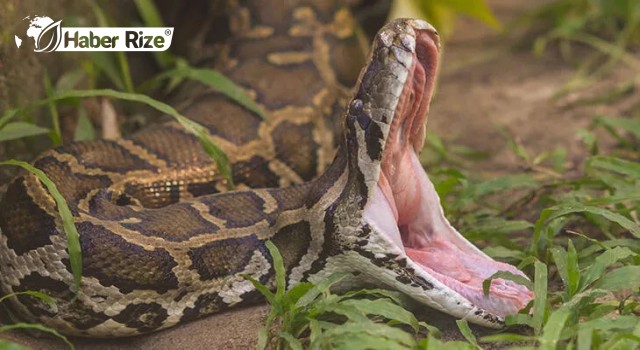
[15,15,174,53]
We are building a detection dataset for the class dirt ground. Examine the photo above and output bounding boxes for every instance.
[2,0,637,349]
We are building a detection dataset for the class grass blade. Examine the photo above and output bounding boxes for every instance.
[279,332,303,350]
[438,0,501,29]
[43,71,62,146]
[538,308,571,350]
[536,203,640,239]
[265,241,286,301]
[295,272,351,308]
[339,298,420,332]
[0,160,82,291]
[581,247,636,289]
[532,260,548,335]
[133,0,173,69]
[587,155,640,179]
[0,323,74,349]
[0,291,55,307]
[0,122,50,142]
[240,274,274,305]
[455,319,480,348]
[0,340,29,350]
[155,67,266,120]
[483,271,532,296]
[0,109,19,128]
[37,89,234,189]
[592,265,640,291]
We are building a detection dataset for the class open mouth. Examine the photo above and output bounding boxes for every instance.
[363,27,533,318]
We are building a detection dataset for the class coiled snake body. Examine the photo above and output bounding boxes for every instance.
[0,1,532,337]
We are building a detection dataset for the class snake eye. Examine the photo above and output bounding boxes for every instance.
[349,99,363,114]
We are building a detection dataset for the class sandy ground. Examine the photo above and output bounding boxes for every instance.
[2,0,637,349]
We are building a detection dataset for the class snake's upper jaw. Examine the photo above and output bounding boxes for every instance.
[358,19,533,328]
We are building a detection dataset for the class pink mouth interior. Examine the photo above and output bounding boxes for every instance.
[364,31,533,317]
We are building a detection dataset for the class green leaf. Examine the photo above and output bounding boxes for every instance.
[43,71,62,146]
[0,122,50,142]
[482,246,527,261]
[472,175,538,196]
[592,265,640,291]
[480,333,536,343]
[133,0,164,27]
[0,109,19,128]
[538,308,571,350]
[551,241,580,298]
[87,52,125,90]
[0,339,29,350]
[54,68,85,93]
[0,291,55,307]
[278,332,303,350]
[133,0,173,69]
[587,155,640,179]
[595,116,640,139]
[438,0,501,29]
[155,67,267,120]
[265,241,286,301]
[0,323,74,350]
[282,282,313,307]
[470,218,533,235]
[295,272,351,308]
[240,274,274,305]
[566,240,580,297]
[483,271,532,296]
[314,300,370,323]
[532,260,548,335]
[341,289,406,305]
[316,321,416,348]
[0,160,82,292]
[73,108,96,142]
[536,203,640,239]
[37,89,235,189]
[581,247,636,289]
[256,327,269,350]
[339,298,420,332]
[455,319,480,348]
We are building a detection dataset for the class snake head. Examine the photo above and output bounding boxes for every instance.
[334,19,533,328]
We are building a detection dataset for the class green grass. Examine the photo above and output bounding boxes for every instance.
[514,0,640,94]
[0,292,73,349]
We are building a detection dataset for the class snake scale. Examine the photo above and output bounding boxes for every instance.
[0,0,533,338]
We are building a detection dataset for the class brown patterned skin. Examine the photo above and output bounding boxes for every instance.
[0,0,368,337]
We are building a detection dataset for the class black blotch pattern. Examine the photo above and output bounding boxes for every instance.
[180,292,224,322]
[0,177,56,255]
[188,234,263,280]
[112,302,168,333]
[76,222,179,293]
[16,273,111,330]
[271,221,312,275]
[364,121,384,161]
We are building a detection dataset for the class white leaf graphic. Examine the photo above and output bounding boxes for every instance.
[35,20,62,53]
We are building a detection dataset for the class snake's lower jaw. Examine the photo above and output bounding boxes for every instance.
[364,148,534,322]
[358,19,533,325]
